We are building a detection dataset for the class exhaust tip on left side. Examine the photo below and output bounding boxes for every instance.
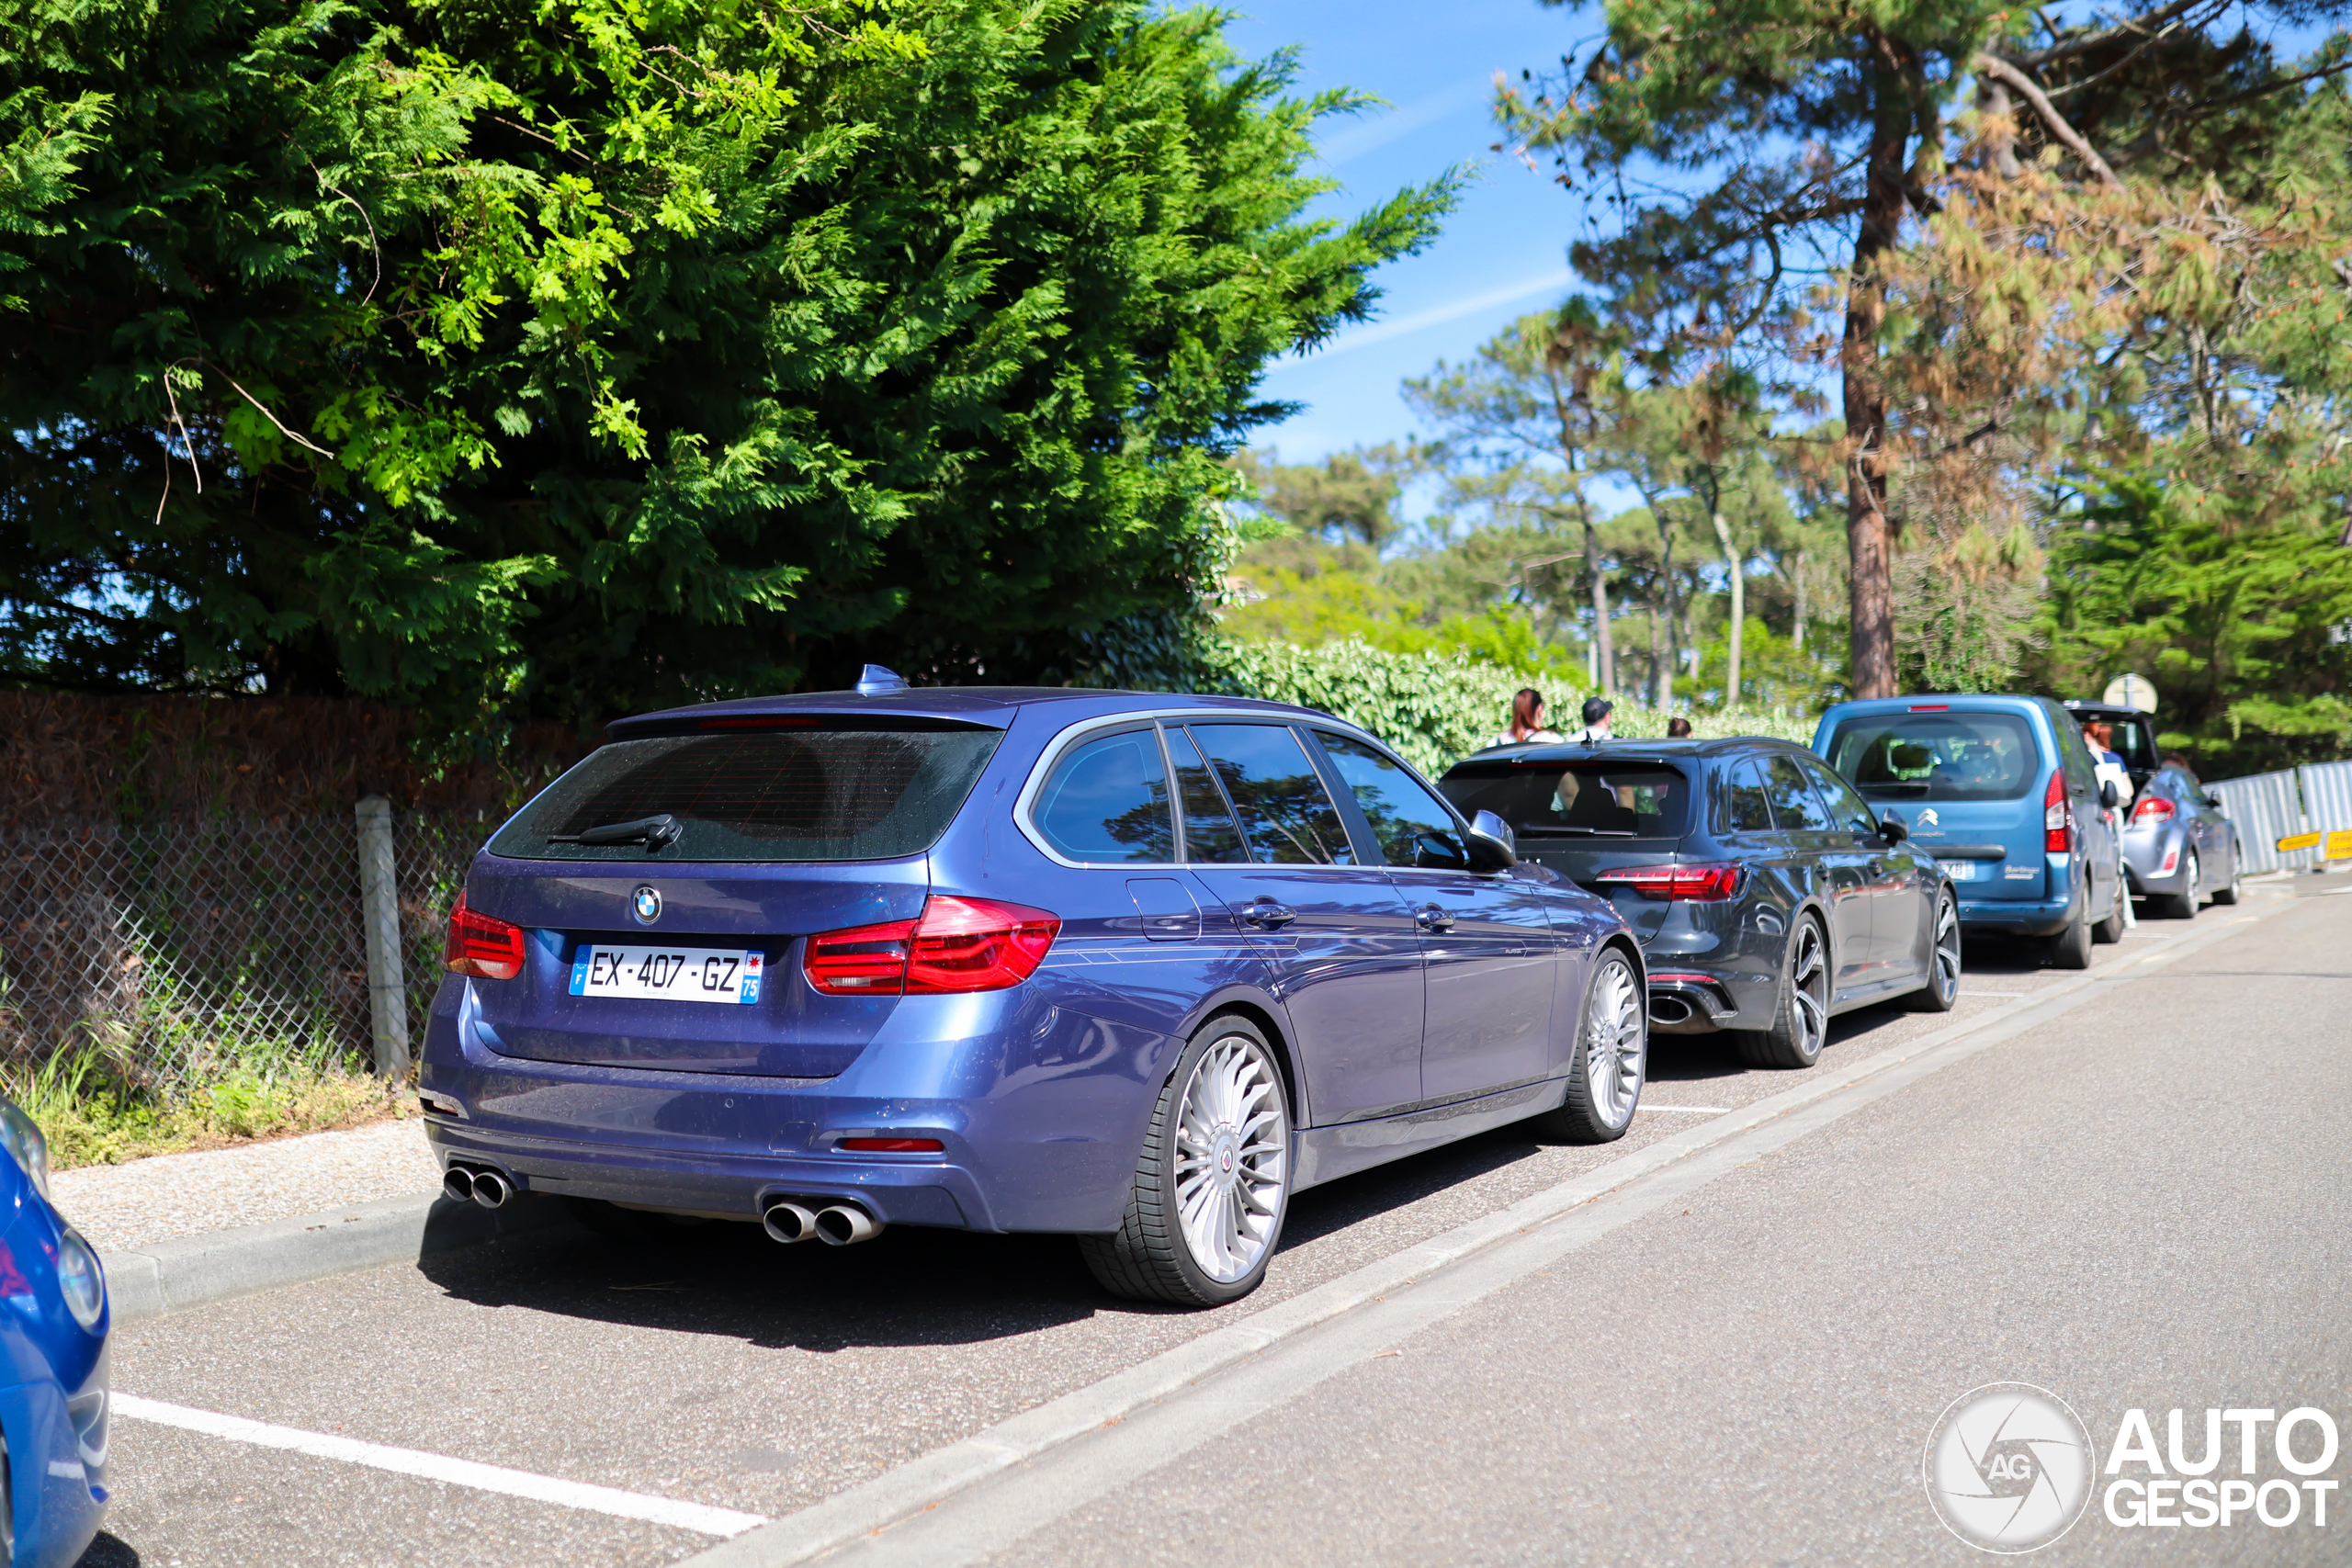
[1647,995,1693,1026]
[442,1167,476,1203]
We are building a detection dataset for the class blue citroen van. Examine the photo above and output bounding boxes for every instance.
[1813,696,2125,967]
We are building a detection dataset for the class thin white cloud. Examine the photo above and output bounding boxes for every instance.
[1317,76,1494,167]
[1302,268,1576,360]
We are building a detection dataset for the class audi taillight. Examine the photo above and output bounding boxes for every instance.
[804,896,1060,996]
[444,894,526,980]
[2132,796,2175,822]
[1594,863,1744,901]
[2043,769,2073,853]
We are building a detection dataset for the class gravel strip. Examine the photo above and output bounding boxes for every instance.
[53,1117,440,1253]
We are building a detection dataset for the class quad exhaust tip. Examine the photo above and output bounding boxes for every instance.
[443,1163,513,1209]
[763,1200,883,1247]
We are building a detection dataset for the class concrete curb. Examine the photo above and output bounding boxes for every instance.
[103,1191,578,1326]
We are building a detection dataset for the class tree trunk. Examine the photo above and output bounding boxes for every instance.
[1711,505,1743,704]
[1844,39,1914,701]
[1792,550,1808,652]
[1650,605,1668,707]
[1655,514,1677,708]
[1584,516,1615,695]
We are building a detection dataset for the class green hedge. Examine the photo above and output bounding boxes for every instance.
[1112,637,1821,776]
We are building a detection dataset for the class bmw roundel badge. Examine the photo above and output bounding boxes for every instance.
[631,885,662,925]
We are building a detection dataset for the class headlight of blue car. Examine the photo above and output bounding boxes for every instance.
[55,1228,104,1332]
[0,1097,51,1202]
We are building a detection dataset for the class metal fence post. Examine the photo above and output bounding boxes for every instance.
[355,796,412,1077]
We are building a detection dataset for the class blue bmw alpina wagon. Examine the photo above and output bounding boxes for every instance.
[419,679,1646,1304]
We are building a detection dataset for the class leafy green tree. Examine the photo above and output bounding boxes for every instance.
[1500,0,2352,700]
[0,0,1453,733]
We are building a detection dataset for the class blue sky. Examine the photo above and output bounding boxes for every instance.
[1224,0,1600,465]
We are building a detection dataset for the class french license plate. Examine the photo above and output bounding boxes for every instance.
[570,944,763,1005]
[1937,860,1978,881]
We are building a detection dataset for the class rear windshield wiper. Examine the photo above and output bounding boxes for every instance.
[548,813,683,851]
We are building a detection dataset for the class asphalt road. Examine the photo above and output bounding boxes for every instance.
[81,877,2348,1567]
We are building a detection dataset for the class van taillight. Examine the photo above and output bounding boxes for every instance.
[1594,863,1744,901]
[2044,769,2073,853]
[804,897,1060,996]
[445,894,526,980]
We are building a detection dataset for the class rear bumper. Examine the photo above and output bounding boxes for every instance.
[1958,858,2078,937]
[418,975,1179,1235]
[2120,828,2192,894]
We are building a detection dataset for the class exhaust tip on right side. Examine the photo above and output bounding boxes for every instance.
[1647,996,1693,1026]
[470,1169,512,1208]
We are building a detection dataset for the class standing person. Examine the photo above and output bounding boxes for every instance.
[1569,696,1614,744]
[1493,689,1564,748]
[2083,720,2133,808]
[1666,716,1693,739]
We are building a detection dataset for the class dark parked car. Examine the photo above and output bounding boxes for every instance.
[1815,695,2128,967]
[422,682,1647,1308]
[1438,738,1958,1071]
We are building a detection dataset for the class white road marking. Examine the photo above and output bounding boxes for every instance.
[1635,1104,1729,1114]
[111,1395,767,1537]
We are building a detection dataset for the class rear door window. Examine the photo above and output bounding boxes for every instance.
[1822,711,2041,802]
[1444,761,1690,840]
[491,728,1001,863]
[1761,755,1832,831]
[1313,732,1469,869]
[1802,756,1879,836]
[1031,728,1174,863]
[1720,760,1775,834]
[1166,727,1247,863]
[1186,724,1355,866]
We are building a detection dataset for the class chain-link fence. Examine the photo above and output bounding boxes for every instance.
[0,810,485,1097]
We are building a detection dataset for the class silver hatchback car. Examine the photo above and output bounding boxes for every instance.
[2122,765,2244,916]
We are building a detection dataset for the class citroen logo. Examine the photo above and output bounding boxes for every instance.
[630,886,662,925]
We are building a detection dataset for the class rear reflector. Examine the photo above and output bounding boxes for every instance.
[805,896,1060,996]
[1646,971,1719,987]
[445,894,526,981]
[1594,863,1744,901]
[837,1136,944,1153]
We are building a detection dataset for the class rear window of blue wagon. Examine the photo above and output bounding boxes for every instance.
[490,727,1002,863]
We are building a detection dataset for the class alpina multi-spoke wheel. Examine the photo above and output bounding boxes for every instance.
[1080,1017,1291,1306]
[1528,949,1645,1144]
[1736,916,1829,1068]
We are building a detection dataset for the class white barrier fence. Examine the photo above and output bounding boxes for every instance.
[2206,759,2352,875]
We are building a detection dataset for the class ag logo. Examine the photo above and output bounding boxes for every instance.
[630,885,662,925]
[1924,1383,2093,1552]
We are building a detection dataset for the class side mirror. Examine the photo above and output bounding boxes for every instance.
[2206,794,2224,810]
[2100,780,2120,811]
[1877,808,1908,844]
[1465,809,1518,872]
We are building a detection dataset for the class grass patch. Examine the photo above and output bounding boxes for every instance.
[5,1045,410,1169]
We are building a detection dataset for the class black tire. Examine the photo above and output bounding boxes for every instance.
[1905,889,1962,1011]
[2092,861,2129,945]
[1080,1016,1291,1308]
[2157,850,2200,920]
[1733,916,1830,1068]
[2211,845,2243,906]
[2047,880,2094,968]
[1525,948,1645,1144]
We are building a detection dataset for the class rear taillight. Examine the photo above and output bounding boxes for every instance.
[1594,863,1744,901]
[2132,796,2175,822]
[804,896,1060,996]
[2043,770,2075,853]
[444,894,526,980]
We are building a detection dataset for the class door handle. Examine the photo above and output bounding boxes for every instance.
[1238,898,1295,930]
[1415,904,1455,932]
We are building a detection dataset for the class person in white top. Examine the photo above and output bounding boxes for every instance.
[1566,695,1613,744]
[1494,688,1565,748]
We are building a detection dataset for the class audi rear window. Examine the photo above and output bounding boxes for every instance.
[1442,761,1690,839]
[1824,712,2039,802]
[491,729,1001,863]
